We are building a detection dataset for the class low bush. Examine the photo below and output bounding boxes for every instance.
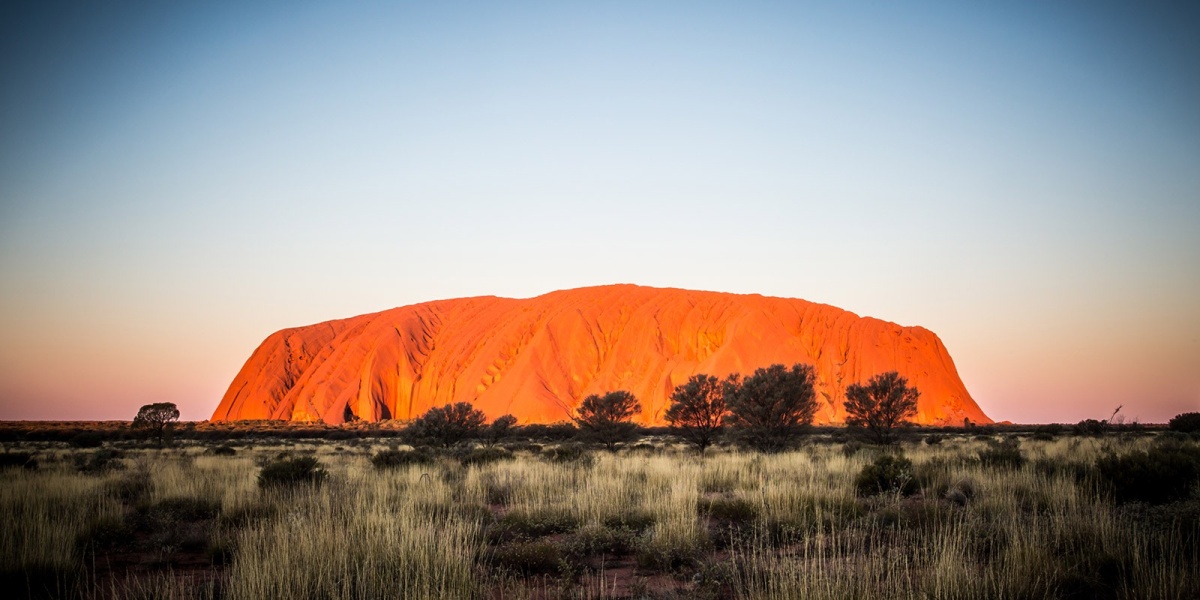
[563,523,636,560]
[73,449,125,474]
[602,510,657,534]
[69,432,105,448]
[0,451,37,470]
[488,540,562,576]
[855,453,919,497]
[698,496,760,525]
[486,511,580,543]
[1074,419,1107,436]
[257,456,327,488]
[370,447,435,470]
[209,445,236,456]
[108,469,152,503]
[542,443,594,466]
[635,532,710,572]
[924,434,944,446]
[1095,441,1200,504]
[1168,412,1200,434]
[978,438,1025,469]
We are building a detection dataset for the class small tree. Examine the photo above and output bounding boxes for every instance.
[406,402,487,448]
[725,363,818,452]
[485,414,519,447]
[133,402,180,446]
[843,371,920,444]
[1168,412,1200,433]
[574,390,641,451]
[665,374,731,453]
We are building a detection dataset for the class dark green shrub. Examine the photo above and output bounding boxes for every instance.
[488,540,562,576]
[108,469,152,503]
[1096,442,1200,504]
[69,432,104,448]
[563,524,636,560]
[73,449,125,474]
[1074,419,1107,436]
[404,402,487,448]
[210,445,237,456]
[257,456,327,488]
[602,510,657,534]
[1168,412,1200,433]
[370,447,435,470]
[486,511,580,543]
[979,438,1025,469]
[0,451,37,470]
[924,434,944,446]
[543,443,594,466]
[698,496,759,524]
[855,453,919,497]
[841,441,863,457]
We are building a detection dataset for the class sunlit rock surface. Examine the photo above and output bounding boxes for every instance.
[211,285,991,425]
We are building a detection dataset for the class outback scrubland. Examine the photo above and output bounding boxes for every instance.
[2,424,1198,600]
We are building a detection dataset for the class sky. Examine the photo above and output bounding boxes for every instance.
[1,1,1197,423]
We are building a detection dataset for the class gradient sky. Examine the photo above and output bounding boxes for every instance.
[1,1,1197,423]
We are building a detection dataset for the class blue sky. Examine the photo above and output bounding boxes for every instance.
[1,1,1197,422]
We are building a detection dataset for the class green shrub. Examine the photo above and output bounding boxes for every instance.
[486,511,580,543]
[563,523,636,560]
[698,496,760,524]
[257,456,327,488]
[1095,441,1200,504]
[209,445,237,456]
[602,510,657,534]
[369,447,435,470]
[1074,419,1107,436]
[73,449,125,474]
[978,438,1025,469]
[69,432,104,448]
[488,540,562,576]
[0,451,37,470]
[108,469,152,503]
[635,532,709,572]
[924,434,944,446]
[1168,412,1200,433]
[855,453,919,497]
[542,443,595,466]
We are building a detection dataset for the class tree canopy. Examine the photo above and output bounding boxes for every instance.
[132,402,180,445]
[574,390,641,451]
[843,371,920,444]
[725,363,818,452]
[665,374,732,452]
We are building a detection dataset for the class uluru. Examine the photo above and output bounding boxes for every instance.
[211,285,991,426]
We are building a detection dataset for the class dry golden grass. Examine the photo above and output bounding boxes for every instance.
[0,433,1196,599]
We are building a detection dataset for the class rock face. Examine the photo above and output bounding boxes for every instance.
[211,285,991,426]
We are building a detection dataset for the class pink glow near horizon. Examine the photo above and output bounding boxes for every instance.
[1,2,1197,423]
